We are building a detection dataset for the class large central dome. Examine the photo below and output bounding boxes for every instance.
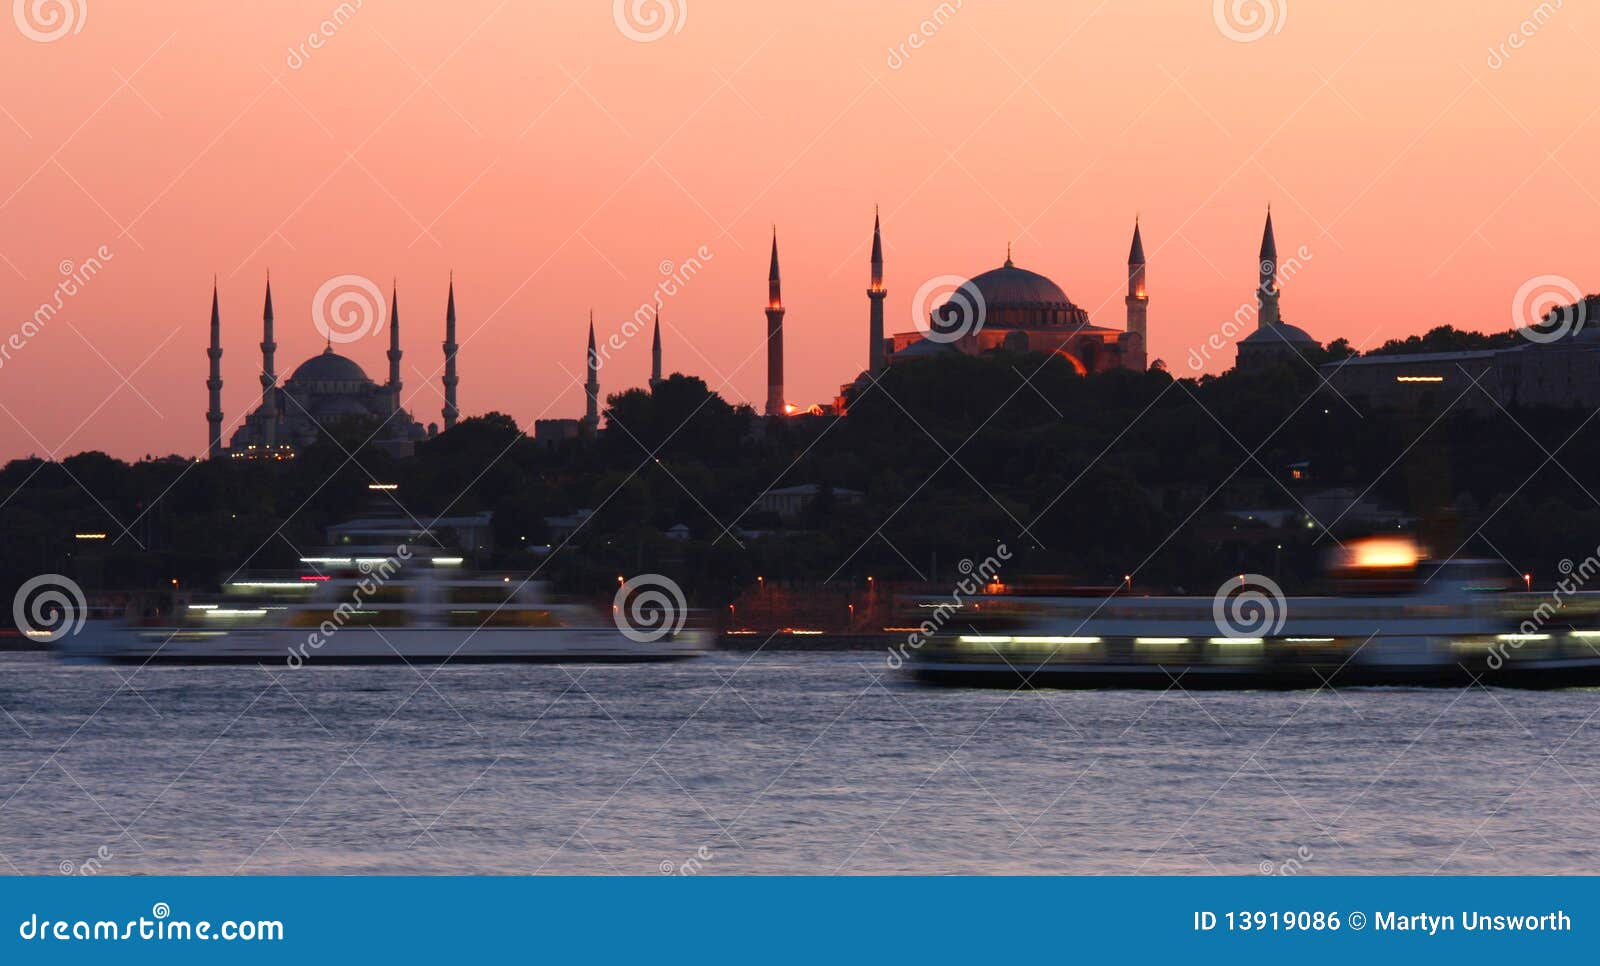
[957,257,1089,329]
[287,347,373,388]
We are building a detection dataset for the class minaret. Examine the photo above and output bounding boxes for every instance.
[442,274,459,431]
[764,228,786,416]
[206,281,224,458]
[387,282,402,415]
[1257,208,1280,330]
[260,272,277,446]
[1124,217,1148,371]
[583,312,600,433]
[650,308,663,389]
[868,208,886,375]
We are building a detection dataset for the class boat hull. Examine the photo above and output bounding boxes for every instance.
[910,657,1600,690]
[60,622,705,666]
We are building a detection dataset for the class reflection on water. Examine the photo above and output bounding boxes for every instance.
[0,651,1595,875]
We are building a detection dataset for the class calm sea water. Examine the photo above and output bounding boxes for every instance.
[0,650,1596,875]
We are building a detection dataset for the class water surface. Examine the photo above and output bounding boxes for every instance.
[0,651,1594,875]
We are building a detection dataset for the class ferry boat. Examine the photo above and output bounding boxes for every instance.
[907,539,1600,690]
[60,506,703,665]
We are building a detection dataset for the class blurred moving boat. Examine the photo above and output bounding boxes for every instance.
[908,540,1600,690]
[63,535,702,666]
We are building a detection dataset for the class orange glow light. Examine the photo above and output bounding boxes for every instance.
[1344,536,1420,569]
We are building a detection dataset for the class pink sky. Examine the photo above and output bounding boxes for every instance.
[2,0,1596,459]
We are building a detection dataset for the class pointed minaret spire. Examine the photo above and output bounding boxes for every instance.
[260,271,278,446]
[1004,241,1013,268]
[442,273,459,430]
[867,208,887,375]
[767,227,782,308]
[387,281,403,416]
[1124,216,1149,371]
[1257,208,1281,329]
[650,308,663,389]
[583,311,600,433]
[764,227,786,417]
[207,280,224,458]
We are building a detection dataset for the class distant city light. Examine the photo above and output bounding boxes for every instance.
[1395,375,1445,383]
[73,532,108,540]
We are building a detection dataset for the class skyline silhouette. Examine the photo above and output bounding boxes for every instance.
[2,0,1595,458]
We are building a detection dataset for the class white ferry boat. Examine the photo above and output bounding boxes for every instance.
[62,551,703,666]
[908,540,1600,690]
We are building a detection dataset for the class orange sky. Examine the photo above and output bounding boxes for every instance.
[2,0,1597,459]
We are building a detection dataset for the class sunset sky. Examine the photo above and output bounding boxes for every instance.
[2,0,1596,459]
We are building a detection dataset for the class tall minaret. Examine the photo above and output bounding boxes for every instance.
[206,281,224,458]
[1257,208,1281,330]
[584,312,600,433]
[260,272,277,446]
[868,208,886,375]
[1124,217,1148,370]
[650,308,663,389]
[442,274,459,431]
[764,228,786,416]
[387,282,402,415]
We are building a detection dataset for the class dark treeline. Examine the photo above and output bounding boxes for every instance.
[5,339,1597,606]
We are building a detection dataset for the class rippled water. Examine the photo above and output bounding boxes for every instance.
[1,650,1597,875]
